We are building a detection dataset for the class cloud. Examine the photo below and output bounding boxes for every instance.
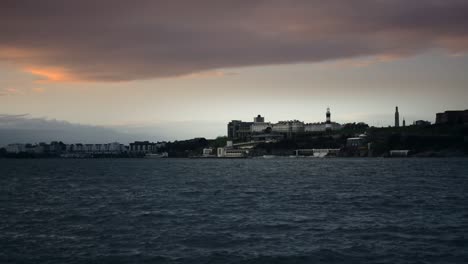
[180,70,237,79]
[0,114,139,145]
[0,114,226,145]
[1,0,468,82]
[24,67,77,83]
[31,87,46,93]
[0,88,22,96]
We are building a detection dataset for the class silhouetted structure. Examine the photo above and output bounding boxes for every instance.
[253,114,264,123]
[436,110,468,125]
[227,120,252,140]
[413,120,431,126]
[228,112,343,140]
[395,106,400,127]
[129,141,163,153]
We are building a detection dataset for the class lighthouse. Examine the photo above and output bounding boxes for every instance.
[326,107,332,131]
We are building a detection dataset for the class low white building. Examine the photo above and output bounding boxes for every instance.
[26,145,45,154]
[5,144,26,153]
[202,148,214,157]
[129,141,160,153]
[66,142,126,154]
[390,150,410,157]
[217,147,248,158]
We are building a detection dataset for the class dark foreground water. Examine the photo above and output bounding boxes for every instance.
[1,158,467,264]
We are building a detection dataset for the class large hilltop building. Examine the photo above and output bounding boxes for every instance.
[227,108,342,140]
[436,110,468,125]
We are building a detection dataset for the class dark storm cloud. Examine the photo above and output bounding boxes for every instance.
[1,0,468,81]
[0,114,225,144]
[0,114,145,144]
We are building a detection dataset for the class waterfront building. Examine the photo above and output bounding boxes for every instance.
[5,144,26,153]
[25,144,45,154]
[293,148,340,157]
[202,148,214,157]
[84,144,94,153]
[390,150,410,157]
[6,143,46,154]
[217,147,248,158]
[346,137,365,147]
[346,134,367,148]
[66,142,126,154]
[129,141,160,153]
[49,141,65,153]
[395,106,400,127]
[435,110,468,125]
[403,118,406,127]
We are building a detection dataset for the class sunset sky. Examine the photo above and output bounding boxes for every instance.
[1,0,468,142]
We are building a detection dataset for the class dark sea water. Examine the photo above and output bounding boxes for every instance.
[1,158,467,264]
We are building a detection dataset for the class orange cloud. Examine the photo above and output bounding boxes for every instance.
[179,70,237,79]
[327,53,406,69]
[24,66,77,83]
[0,88,23,96]
[0,47,37,60]
[32,87,46,93]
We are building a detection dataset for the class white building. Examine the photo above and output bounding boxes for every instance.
[26,145,45,154]
[5,144,26,153]
[129,141,162,153]
[66,142,126,154]
[272,120,305,133]
[217,147,248,158]
[202,148,214,157]
[305,122,342,132]
[251,122,272,133]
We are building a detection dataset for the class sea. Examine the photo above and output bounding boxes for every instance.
[1,158,467,264]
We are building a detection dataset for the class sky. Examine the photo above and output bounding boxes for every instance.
[1,0,468,143]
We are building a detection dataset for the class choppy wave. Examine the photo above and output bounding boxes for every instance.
[1,158,467,263]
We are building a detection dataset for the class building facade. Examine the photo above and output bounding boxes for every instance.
[272,120,305,134]
[436,110,468,125]
[227,120,253,140]
[227,111,342,140]
[66,142,126,154]
[129,141,162,153]
[253,114,265,123]
[305,122,342,132]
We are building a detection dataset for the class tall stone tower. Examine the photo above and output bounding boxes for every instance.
[395,106,400,127]
[326,107,332,131]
